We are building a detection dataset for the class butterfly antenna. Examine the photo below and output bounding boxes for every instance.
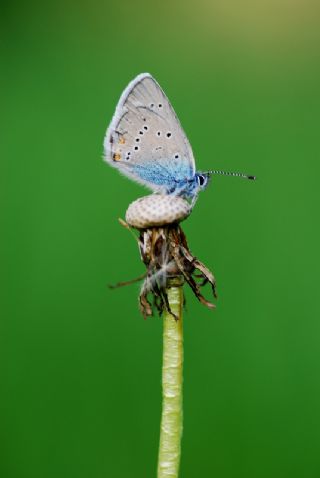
[208,170,256,180]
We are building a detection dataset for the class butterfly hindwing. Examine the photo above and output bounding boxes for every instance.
[104,73,196,193]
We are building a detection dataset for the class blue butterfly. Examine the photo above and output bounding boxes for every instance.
[104,73,255,201]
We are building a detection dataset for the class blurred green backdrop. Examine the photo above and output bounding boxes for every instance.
[1,1,320,477]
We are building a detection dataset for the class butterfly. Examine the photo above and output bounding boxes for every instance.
[103,73,255,201]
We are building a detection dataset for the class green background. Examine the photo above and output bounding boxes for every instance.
[2,1,320,477]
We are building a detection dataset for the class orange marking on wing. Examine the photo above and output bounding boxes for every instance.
[119,137,126,144]
[113,153,121,161]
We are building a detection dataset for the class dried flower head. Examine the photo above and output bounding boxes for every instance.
[113,195,217,319]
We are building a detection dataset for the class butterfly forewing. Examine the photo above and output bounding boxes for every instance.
[104,73,195,192]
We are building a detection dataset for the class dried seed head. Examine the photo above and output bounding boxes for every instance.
[111,194,217,319]
[137,225,217,319]
[125,195,191,229]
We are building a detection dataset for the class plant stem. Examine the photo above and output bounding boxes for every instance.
[157,280,183,478]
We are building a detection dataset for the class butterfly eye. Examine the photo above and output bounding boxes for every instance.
[197,175,206,187]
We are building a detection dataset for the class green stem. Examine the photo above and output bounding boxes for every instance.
[157,281,183,478]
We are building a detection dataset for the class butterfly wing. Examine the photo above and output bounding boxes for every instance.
[103,73,196,193]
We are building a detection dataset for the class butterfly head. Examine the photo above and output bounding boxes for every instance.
[177,172,210,200]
